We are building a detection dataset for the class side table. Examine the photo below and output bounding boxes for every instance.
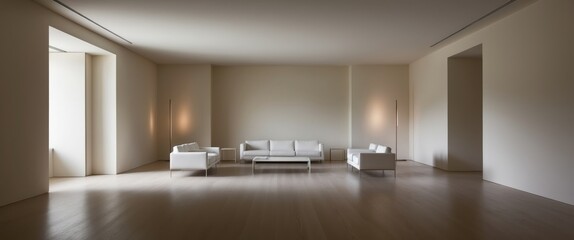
[330,148,346,161]
[221,148,237,163]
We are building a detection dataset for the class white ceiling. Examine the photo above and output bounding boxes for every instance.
[37,0,528,65]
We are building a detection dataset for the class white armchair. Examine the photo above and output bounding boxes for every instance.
[347,145,396,177]
[170,142,220,177]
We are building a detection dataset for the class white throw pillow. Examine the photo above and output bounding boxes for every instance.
[369,143,377,151]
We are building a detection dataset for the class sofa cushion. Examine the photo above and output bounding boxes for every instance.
[369,143,377,151]
[270,150,295,156]
[295,140,319,151]
[185,144,195,152]
[376,145,391,153]
[176,145,187,152]
[296,150,321,157]
[246,140,269,150]
[270,140,294,151]
[243,150,270,156]
[189,142,200,150]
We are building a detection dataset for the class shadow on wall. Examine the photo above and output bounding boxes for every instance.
[433,151,448,170]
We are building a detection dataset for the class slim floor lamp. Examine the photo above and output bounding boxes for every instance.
[395,99,398,161]
[169,99,173,154]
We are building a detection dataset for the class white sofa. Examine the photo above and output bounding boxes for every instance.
[346,143,378,160]
[170,142,220,177]
[240,140,324,161]
[347,144,396,177]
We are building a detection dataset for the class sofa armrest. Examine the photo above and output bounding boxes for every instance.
[358,153,396,170]
[170,152,209,169]
[239,143,246,159]
[347,148,372,160]
[201,147,220,155]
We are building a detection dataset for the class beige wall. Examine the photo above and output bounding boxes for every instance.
[410,0,574,204]
[411,54,449,169]
[157,65,212,160]
[0,0,49,206]
[0,0,157,206]
[92,55,117,174]
[349,65,410,159]
[116,52,157,173]
[212,66,349,159]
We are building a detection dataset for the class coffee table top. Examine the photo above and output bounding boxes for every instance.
[252,156,310,162]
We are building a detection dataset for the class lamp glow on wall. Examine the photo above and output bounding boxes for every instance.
[367,98,386,131]
[177,105,192,133]
[168,99,193,153]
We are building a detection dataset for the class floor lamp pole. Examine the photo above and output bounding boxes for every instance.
[169,99,173,154]
[395,99,398,161]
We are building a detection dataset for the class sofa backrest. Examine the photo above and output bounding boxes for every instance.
[174,142,200,152]
[270,140,294,151]
[375,145,392,153]
[295,140,319,151]
[246,140,269,150]
[189,142,199,150]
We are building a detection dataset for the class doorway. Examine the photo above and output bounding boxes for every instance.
[447,44,483,171]
[48,26,117,178]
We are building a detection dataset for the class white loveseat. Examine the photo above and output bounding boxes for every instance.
[170,142,220,177]
[346,143,379,160]
[239,140,324,161]
[347,144,396,176]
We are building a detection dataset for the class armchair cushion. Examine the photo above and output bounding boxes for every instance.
[175,142,201,152]
[189,142,200,150]
[375,145,391,153]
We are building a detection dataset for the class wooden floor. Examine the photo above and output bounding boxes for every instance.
[1,161,574,240]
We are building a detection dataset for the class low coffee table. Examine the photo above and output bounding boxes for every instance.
[252,156,311,174]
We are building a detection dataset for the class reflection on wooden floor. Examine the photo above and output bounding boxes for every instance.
[1,161,573,239]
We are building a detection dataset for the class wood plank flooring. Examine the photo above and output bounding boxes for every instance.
[1,161,574,239]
